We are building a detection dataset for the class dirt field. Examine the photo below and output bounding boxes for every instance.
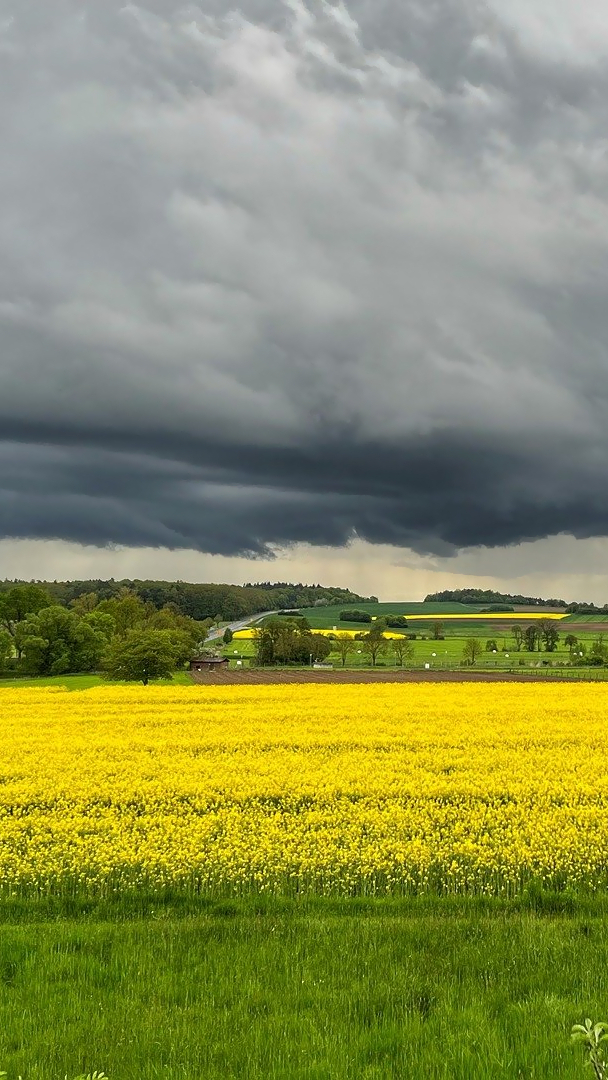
[190,668,580,685]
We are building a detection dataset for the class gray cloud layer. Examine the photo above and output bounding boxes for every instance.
[2,0,608,557]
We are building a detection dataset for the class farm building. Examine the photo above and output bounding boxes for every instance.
[189,656,229,672]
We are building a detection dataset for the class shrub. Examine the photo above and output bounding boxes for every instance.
[339,610,372,623]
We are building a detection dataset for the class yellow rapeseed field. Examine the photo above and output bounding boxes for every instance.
[235,628,415,639]
[0,682,607,897]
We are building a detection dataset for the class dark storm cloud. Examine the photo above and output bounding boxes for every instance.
[2,0,608,558]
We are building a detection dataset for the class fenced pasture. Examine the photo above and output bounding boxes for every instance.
[228,603,608,676]
[227,632,599,673]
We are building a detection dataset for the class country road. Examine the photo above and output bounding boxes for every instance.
[205,610,280,642]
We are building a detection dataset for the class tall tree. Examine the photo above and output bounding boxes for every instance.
[97,590,149,636]
[392,636,414,667]
[104,629,181,683]
[523,625,541,652]
[0,585,52,657]
[589,635,608,666]
[462,638,482,665]
[0,630,12,672]
[331,632,354,667]
[358,623,388,667]
[17,606,107,675]
[537,619,559,652]
[565,633,579,658]
[69,592,99,614]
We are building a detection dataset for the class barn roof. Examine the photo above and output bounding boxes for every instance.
[190,655,228,664]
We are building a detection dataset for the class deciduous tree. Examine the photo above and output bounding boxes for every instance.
[104,629,181,683]
[392,636,414,667]
[0,630,12,672]
[565,633,578,658]
[538,618,559,652]
[589,635,608,666]
[18,606,107,676]
[524,625,541,652]
[253,619,331,665]
[0,585,52,657]
[462,638,482,665]
[331,632,354,667]
[69,591,99,614]
[358,623,388,667]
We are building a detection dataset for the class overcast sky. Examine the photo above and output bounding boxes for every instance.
[2,0,608,601]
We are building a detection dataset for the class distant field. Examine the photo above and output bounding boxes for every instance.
[295,603,572,631]
[299,602,483,628]
[229,601,608,672]
[228,633,593,671]
[405,612,566,621]
[562,614,608,624]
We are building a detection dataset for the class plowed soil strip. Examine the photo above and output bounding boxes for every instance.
[190,669,586,685]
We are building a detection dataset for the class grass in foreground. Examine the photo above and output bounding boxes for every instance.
[0,898,605,1079]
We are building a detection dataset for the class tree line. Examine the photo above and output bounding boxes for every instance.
[0,584,210,681]
[425,587,608,615]
[425,588,567,607]
[0,579,372,623]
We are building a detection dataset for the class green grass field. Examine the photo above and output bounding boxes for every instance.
[300,602,483,628]
[224,635,604,672]
[0,896,604,1079]
[235,603,608,673]
[562,614,608,624]
[0,672,193,690]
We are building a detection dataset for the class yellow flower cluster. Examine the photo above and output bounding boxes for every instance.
[0,683,607,896]
[234,628,407,639]
[405,612,567,620]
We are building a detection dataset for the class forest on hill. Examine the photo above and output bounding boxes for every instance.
[425,588,567,607]
[426,587,608,614]
[0,579,374,622]
[0,580,375,679]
